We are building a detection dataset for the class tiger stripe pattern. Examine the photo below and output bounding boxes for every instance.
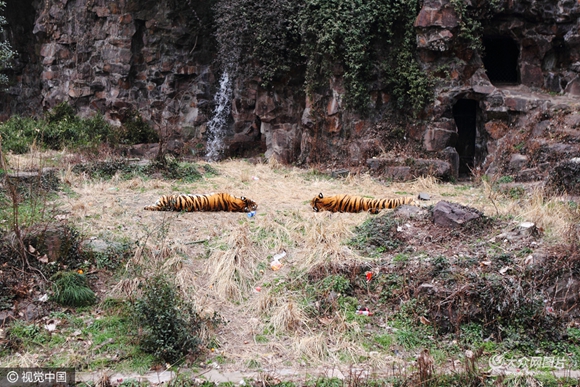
[310,193,415,214]
[144,192,258,213]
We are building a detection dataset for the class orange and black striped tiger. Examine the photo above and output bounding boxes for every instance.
[144,192,258,212]
[310,193,415,214]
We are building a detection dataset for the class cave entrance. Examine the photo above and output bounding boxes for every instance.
[482,36,520,84]
[453,99,478,175]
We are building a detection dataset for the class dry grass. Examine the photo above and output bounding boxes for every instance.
[9,153,578,373]
[269,296,308,333]
[5,147,72,171]
[516,186,579,239]
[2,352,41,368]
[205,222,259,301]
[475,177,580,240]
[293,334,329,362]
[410,175,440,191]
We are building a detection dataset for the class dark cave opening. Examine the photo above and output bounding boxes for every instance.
[482,36,520,84]
[453,99,478,175]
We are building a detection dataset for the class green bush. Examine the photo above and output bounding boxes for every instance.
[90,240,134,271]
[318,275,351,294]
[45,102,76,124]
[0,103,158,154]
[0,103,110,153]
[121,110,159,144]
[50,271,96,307]
[348,213,401,255]
[0,116,40,154]
[135,275,202,364]
[450,0,504,51]
[72,157,204,182]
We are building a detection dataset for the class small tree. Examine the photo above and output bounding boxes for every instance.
[0,0,15,86]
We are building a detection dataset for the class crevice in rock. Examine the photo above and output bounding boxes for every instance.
[128,19,146,87]
[1,0,42,117]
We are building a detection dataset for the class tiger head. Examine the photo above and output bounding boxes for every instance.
[241,196,258,212]
[310,192,325,212]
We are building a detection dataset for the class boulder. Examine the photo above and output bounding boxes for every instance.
[413,159,452,179]
[546,157,580,194]
[414,2,459,29]
[432,201,482,228]
[441,147,459,179]
[508,153,528,172]
[393,205,426,219]
[423,120,457,151]
[384,166,412,181]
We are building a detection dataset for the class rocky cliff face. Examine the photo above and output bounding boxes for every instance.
[412,0,580,183]
[3,0,223,156]
[2,0,580,184]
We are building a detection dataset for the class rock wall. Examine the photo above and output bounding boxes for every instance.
[2,0,580,183]
[3,0,228,156]
[1,0,42,120]
[411,0,580,181]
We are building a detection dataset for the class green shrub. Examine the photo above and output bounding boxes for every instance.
[82,114,120,144]
[0,103,158,154]
[135,275,202,364]
[299,0,431,112]
[319,275,351,294]
[450,0,504,51]
[121,110,159,144]
[71,159,134,179]
[50,271,96,307]
[0,116,41,153]
[45,102,76,124]
[72,158,204,182]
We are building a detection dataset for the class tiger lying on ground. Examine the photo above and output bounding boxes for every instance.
[144,192,258,212]
[310,193,415,214]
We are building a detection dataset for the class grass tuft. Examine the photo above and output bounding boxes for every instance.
[50,271,96,307]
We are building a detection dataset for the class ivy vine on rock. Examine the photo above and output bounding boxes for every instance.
[214,0,433,115]
[450,0,505,51]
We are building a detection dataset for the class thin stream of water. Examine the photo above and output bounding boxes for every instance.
[206,71,232,161]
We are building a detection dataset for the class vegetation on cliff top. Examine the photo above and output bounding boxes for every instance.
[214,0,433,114]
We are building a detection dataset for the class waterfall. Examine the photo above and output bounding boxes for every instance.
[205,70,233,161]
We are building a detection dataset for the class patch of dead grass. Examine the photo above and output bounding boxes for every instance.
[270,296,308,333]
[515,186,580,239]
[205,222,259,301]
[410,175,440,191]
[293,334,329,362]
